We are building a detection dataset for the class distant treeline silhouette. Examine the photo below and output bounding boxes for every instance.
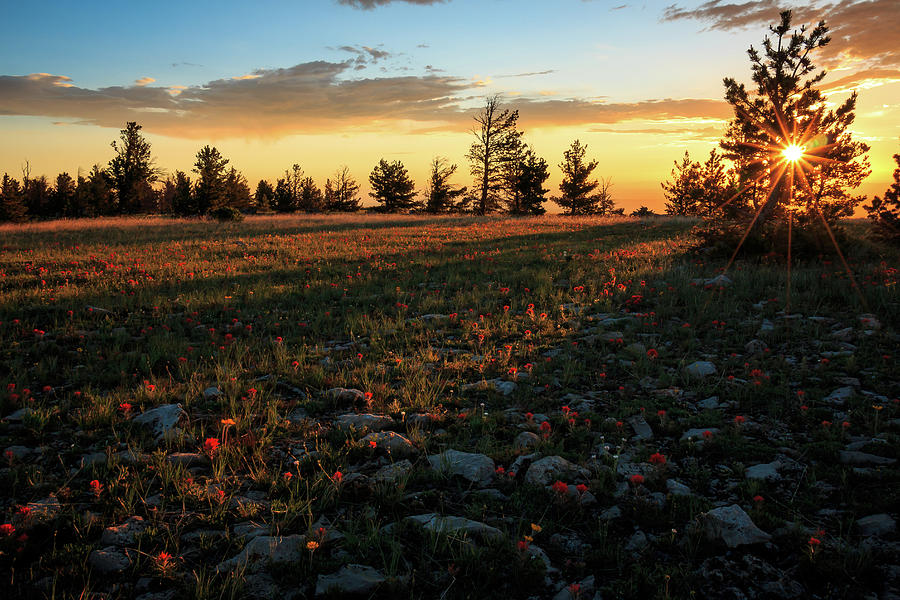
[1,99,627,222]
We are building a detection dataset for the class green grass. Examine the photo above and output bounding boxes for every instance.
[0,214,897,599]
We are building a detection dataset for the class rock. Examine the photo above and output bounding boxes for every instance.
[133,404,187,442]
[315,564,385,597]
[4,445,40,460]
[25,497,61,523]
[3,407,33,422]
[325,388,366,404]
[202,386,222,399]
[697,396,720,410]
[371,459,413,483]
[627,415,654,440]
[685,361,716,378]
[233,521,270,540]
[745,339,768,354]
[823,387,853,406]
[757,319,775,336]
[335,413,394,433]
[666,479,692,496]
[405,514,503,542]
[406,413,438,429]
[514,431,541,449]
[101,516,147,546]
[286,407,308,422]
[701,504,771,548]
[428,449,495,486]
[831,327,855,342]
[625,530,650,553]
[705,274,732,288]
[745,462,781,482]
[858,314,882,330]
[461,378,517,396]
[552,576,596,600]
[243,573,281,600]
[89,546,131,573]
[839,451,896,466]
[216,535,306,572]
[857,514,896,538]
[525,456,590,486]
[361,431,418,458]
[599,506,622,521]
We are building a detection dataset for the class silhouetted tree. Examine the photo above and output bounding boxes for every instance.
[662,150,737,216]
[0,174,26,222]
[298,177,323,212]
[108,122,159,214]
[275,164,304,213]
[324,166,360,212]
[864,151,900,244]
[193,146,229,214]
[52,172,76,217]
[631,206,656,217]
[23,174,52,219]
[468,95,522,214]
[557,140,613,215]
[79,165,115,216]
[424,157,467,213]
[169,171,195,216]
[254,180,274,212]
[369,159,419,212]
[223,167,252,211]
[720,10,870,229]
[512,148,549,215]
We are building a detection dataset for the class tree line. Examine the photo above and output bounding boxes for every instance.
[0,98,621,222]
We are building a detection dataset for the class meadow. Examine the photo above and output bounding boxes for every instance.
[0,214,897,599]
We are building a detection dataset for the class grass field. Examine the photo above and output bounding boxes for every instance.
[1,214,898,599]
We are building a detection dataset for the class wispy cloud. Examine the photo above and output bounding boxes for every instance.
[134,77,156,87]
[336,0,448,9]
[0,63,732,138]
[661,1,900,73]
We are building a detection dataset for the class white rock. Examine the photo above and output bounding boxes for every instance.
[524,456,590,486]
[685,361,716,378]
[701,504,771,548]
[360,431,418,458]
[405,514,503,542]
[133,404,186,441]
[216,535,305,572]
[745,462,781,482]
[856,514,896,538]
[315,564,385,597]
[335,413,393,433]
[428,449,495,486]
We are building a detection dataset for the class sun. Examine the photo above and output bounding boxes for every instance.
[782,144,806,163]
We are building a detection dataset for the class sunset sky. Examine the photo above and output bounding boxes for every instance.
[1,0,898,213]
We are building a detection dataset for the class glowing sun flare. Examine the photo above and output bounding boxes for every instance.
[782,144,806,163]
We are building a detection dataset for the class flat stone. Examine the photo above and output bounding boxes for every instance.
[514,431,541,449]
[697,396,720,410]
[666,479,692,496]
[702,504,771,548]
[133,404,186,441]
[524,456,590,486]
[325,388,366,404]
[216,535,306,573]
[89,546,131,573]
[839,451,896,466]
[4,445,40,460]
[360,431,418,458]
[315,564,385,597]
[705,274,732,288]
[202,386,223,399]
[745,462,781,482]
[685,361,716,378]
[101,516,147,546]
[628,415,654,440]
[758,319,775,335]
[856,513,896,538]
[371,459,413,483]
[823,387,854,406]
[745,339,768,354]
[428,449,495,486]
[335,413,394,433]
[405,513,504,542]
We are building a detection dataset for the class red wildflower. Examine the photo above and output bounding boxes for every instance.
[629,474,644,485]
[551,480,569,494]
[0,523,15,536]
[649,452,667,466]
[734,415,746,425]
[702,430,713,440]
[89,479,103,496]
[753,495,764,503]
[576,484,588,494]
[203,438,220,453]
[646,348,659,359]
[333,470,343,483]
[539,421,551,433]
[517,540,529,551]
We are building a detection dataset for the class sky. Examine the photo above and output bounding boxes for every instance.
[1,0,898,213]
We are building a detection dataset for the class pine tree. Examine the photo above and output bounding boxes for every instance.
[298,177,324,212]
[193,146,229,214]
[662,150,737,217]
[170,171,195,216]
[720,10,870,229]
[254,180,275,212]
[369,159,419,213]
[864,152,900,243]
[513,148,549,215]
[223,167,252,211]
[52,172,76,217]
[468,95,522,214]
[557,140,613,215]
[108,122,159,214]
[424,157,467,213]
[324,166,360,212]
[0,174,27,222]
